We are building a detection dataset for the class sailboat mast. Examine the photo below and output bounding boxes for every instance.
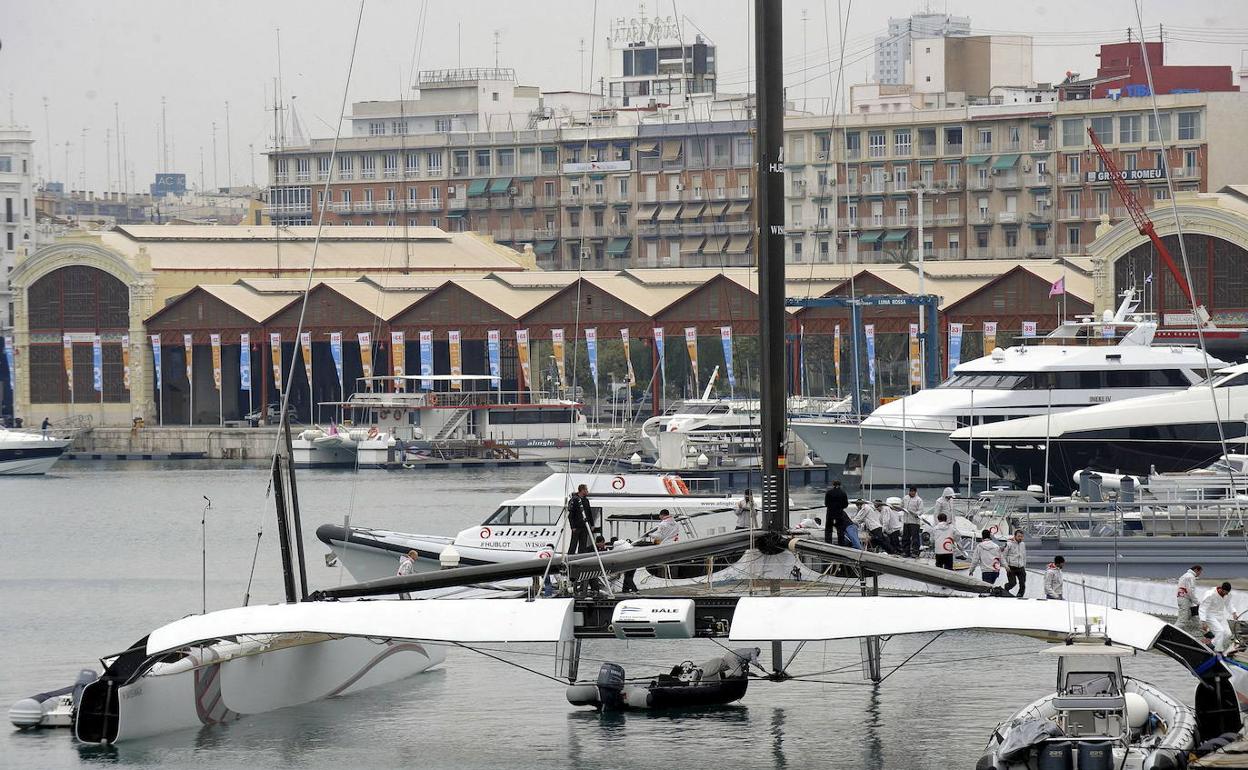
[755,0,788,533]
[271,454,299,603]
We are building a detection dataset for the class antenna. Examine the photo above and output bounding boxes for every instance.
[199,146,205,193]
[160,96,168,173]
[43,97,52,184]
[114,103,122,195]
[225,101,233,190]
[104,128,112,195]
[211,120,218,191]
[493,30,501,70]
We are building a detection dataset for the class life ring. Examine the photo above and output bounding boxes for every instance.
[378,409,390,420]
[988,524,999,536]
[674,477,690,495]
[662,477,678,495]
[367,426,379,439]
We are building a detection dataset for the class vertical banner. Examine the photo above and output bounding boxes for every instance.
[62,334,74,393]
[390,331,406,390]
[418,330,433,390]
[329,332,344,394]
[270,333,283,392]
[1101,322,1115,339]
[908,323,922,390]
[719,326,736,391]
[983,321,997,354]
[448,330,463,390]
[864,324,877,386]
[487,330,501,387]
[948,323,964,378]
[150,335,163,391]
[121,334,131,391]
[299,332,313,391]
[653,327,666,383]
[357,332,373,388]
[239,332,252,391]
[684,327,699,392]
[515,329,531,391]
[620,328,636,386]
[92,335,103,393]
[210,334,222,391]
[585,328,599,387]
[183,334,194,385]
[833,324,842,390]
[799,324,806,395]
[3,336,14,401]
[1021,320,1037,338]
[551,329,566,388]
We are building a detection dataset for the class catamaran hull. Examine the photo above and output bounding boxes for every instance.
[791,421,990,488]
[80,635,444,743]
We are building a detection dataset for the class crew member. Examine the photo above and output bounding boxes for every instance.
[1044,556,1065,600]
[930,513,959,571]
[933,487,955,529]
[646,509,680,544]
[1200,582,1240,652]
[972,530,1002,586]
[1176,565,1204,637]
[883,498,903,555]
[901,486,924,558]
[735,489,757,530]
[567,484,595,554]
[1001,530,1028,599]
[824,480,850,546]
[861,500,893,554]
[396,549,419,600]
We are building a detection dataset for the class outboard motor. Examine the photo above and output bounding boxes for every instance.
[9,669,97,729]
[566,662,627,711]
[1036,741,1073,770]
[1076,740,1113,770]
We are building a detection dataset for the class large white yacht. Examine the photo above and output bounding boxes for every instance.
[790,292,1225,489]
[0,427,71,475]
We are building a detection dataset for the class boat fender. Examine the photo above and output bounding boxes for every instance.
[1124,692,1149,729]
[565,684,602,708]
[621,685,654,709]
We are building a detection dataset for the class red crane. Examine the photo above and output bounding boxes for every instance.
[1086,126,1208,325]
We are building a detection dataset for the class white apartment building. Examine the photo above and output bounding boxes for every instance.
[0,127,37,334]
[874,12,971,87]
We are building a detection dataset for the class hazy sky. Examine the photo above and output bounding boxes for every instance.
[2,0,1245,193]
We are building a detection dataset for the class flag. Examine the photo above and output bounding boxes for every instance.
[63,334,74,392]
[357,332,373,388]
[92,335,103,393]
[684,327,699,391]
[620,328,636,387]
[270,332,283,392]
[3,335,15,401]
[329,332,344,394]
[551,329,566,388]
[1021,320,1037,338]
[1048,276,1065,298]
[585,328,599,387]
[448,330,462,391]
[799,324,806,393]
[516,329,531,391]
[983,321,997,353]
[1143,272,1153,284]
[240,333,252,391]
[390,331,406,389]
[833,324,841,390]
[419,330,433,390]
[864,324,876,386]
[948,323,964,378]
[908,323,921,389]
[210,333,222,391]
[121,335,131,391]
[719,326,735,390]
[487,330,501,387]
[653,327,666,383]
[299,332,313,390]
[183,333,194,385]
[150,335,163,391]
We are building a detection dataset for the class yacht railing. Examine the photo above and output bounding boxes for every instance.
[964,497,1248,539]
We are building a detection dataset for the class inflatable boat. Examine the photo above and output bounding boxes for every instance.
[566,647,759,711]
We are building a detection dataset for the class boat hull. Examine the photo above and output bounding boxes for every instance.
[791,421,985,488]
[0,442,70,475]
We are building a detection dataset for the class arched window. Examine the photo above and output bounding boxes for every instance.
[1115,235,1248,316]
[27,266,130,404]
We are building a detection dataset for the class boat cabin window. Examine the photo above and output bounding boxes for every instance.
[489,408,576,425]
[942,369,1192,390]
[1062,671,1119,696]
[1212,371,1248,389]
[484,505,570,525]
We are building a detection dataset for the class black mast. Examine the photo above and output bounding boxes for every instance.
[755,0,788,534]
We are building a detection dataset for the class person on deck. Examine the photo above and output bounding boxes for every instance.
[1001,530,1028,598]
[1044,556,1065,600]
[1176,565,1204,637]
[860,500,893,554]
[901,487,924,558]
[396,549,419,600]
[735,489,758,530]
[824,480,850,546]
[1199,582,1241,652]
[930,513,960,570]
[645,509,680,544]
[933,487,956,530]
[567,484,595,554]
[883,498,903,555]
[972,530,1002,586]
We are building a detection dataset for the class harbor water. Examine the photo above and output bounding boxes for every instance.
[2,463,1201,770]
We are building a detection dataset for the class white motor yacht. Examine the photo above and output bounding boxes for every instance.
[0,427,71,475]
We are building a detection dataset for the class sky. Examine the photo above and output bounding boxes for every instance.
[2,0,1245,194]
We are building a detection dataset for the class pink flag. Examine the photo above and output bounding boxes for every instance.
[1048,276,1065,298]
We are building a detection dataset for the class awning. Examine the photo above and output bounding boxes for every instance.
[705,235,729,252]
[613,200,632,207]
[466,179,489,197]
[534,240,557,255]
[882,231,908,243]
[636,204,659,220]
[661,141,683,162]
[637,141,659,153]
[857,231,884,243]
[1030,120,1051,128]
[682,236,705,253]
[445,210,466,218]
[889,193,910,200]
[992,154,1020,170]
[589,173,606,180]
[707,201,729,217]
[727,200,750,215]
[1028,221,1051,230]
[682,202,706,219]
[726,235,752,254]
[966,155,991,165]
[657,203,682,222]
[606,237,632,256]
[488,177,512,194]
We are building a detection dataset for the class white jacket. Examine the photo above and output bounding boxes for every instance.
[1001,539,1027,568]
[931,522,958,556]
[860,504,883,531]
[1044,565,1063,599]
[1200,589,1238,624]
[933,496,954,525]
[396,555,417,577]
[902,494,924,525]
[883,507,903,533]
[1177,569,1198,601]
[972,540,1002,573]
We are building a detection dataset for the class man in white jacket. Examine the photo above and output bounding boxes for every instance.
[1001,531,1028,599]
[883,498,904,555]
[1043,556,1065,599]
[930,513,960,570]
[1200,582,1241,652]
[901,487,924,558]
[972,531,1002,586]
[1176,565,1203,637]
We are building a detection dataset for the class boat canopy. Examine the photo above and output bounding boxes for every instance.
[500,472,740,511]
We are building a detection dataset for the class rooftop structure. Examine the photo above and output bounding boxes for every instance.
[874,12,972,87]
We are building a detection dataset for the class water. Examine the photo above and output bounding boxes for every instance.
[1,463,1200,769]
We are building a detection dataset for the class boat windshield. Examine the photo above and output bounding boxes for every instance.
[483,504,587,526]
[941,369,1191,390]
[672,403,733,415]
[1210,371,1248,389]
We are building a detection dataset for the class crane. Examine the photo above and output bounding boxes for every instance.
[1086,126,1211,327]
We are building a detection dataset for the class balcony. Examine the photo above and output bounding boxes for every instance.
[1024,173,1052,188]
[560,193,582,206]
[923,248,960,260]
[732,187,752,199]
[918,142,938,157]
[537,196,560,208]
[845,147,862,161]
[451,166,470,178]
[1030,139,1051,152]
[513,195,535,208]
[934,178,963,192]
[1173,166,1201,180]
[945,143,963,156]
[533,226,559,238]
[1057,244,1087,257]
[512,228,534,240]
[338,171,354,181]
[837,181,860,196]
[361,170,376,180]
[658,190,683,203]
[968,177,993,191]
[787,221,808,233]
[967,247,992,259]
[863,179,888,195]
[972,142,993,154]
[330,202,353,214]
[491,196,512,209]
[376,200,397,213]
[811,220,834,233]
[383,169,399,179]
[316,171,329,182]
[884,216,911,228]
[1057,173,1082,186]
[786,184,808,199]
[837,217,859,230]
[934,213,963,226]
[468,198,490,210]
[1057,208,1082,221]
[265,203,312,215]
[416,198,443,211]
[971,211,993,226]
[425,168,445,178]
[447,197,468,210]
[1000,141,1022,153]
[353,201,375,213]
[997,211,1020,225]
[995,173,1021,189]
[637,222,660,237]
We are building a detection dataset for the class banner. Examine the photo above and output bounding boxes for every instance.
[983,321,997,354]
[448,330,462,390]
[620,328,636,387]
[92,335,103,393]
[329,332,344,394]
[799,324,806,394]
[121,335,130,391]
[63,334,74,392]
[516,329,531,391]
[487,330,501,387]
[183,333,194,385]
[1022,320,1037,338]
[908,323,921,389]
[239,333,252,391]
[3,336,14,401]
[419,330,433,390]
[585,328,599,387]
[719,326,735,391]
[684,327,699,391]
[1101,323,1115,339]
[551,329,566,388]
[948,322,964,378]
[1048,276,1065,298]
[357,332,373,388]
[390,331,406,389]
[833,324,841,390]
[270,332,283,392]
[210,333,222,391]
[653,327,666,383]
[150,335,162,391]
[864,324,877,386]
[299,332,313,391]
